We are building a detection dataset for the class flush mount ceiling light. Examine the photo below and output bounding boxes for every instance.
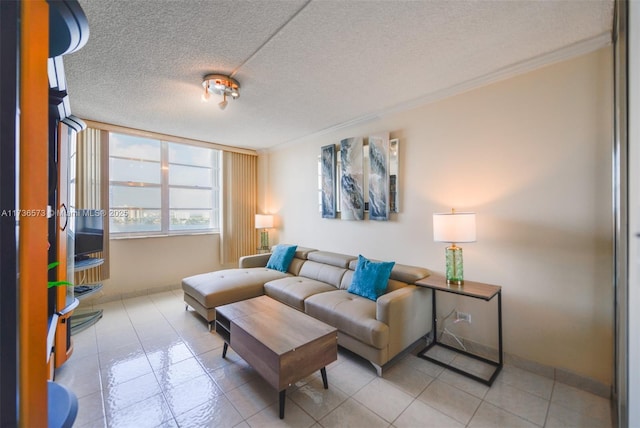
[201,74,240,110]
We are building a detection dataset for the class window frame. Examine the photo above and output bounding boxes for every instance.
[108,132,221,238]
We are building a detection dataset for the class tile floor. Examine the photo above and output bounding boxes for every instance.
[55,289,614,428]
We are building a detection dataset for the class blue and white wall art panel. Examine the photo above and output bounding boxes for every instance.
[340,137,364,220]
[320,144,336,218]
[368,133,390,221]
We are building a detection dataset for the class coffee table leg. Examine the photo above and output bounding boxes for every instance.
[222,343,228,358]
[279,390,286,419]
[321,367,328,389]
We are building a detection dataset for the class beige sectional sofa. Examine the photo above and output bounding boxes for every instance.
[182,246,433,375]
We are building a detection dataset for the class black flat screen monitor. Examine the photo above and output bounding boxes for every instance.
[74,209,104,260]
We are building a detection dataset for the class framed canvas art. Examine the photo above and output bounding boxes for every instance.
[320,144,336,218]
[368,133,390,221]
[340,137,364,220]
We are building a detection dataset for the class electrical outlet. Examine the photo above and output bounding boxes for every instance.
[456,311,471,323]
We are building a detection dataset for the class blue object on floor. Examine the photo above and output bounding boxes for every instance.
[47,381,78,428]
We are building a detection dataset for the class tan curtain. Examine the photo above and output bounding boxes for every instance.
[74,128,110,283]
[221,151,258,265]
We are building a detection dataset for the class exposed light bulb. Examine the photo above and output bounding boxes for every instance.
[218,93,228,110]
[201,88,210,102]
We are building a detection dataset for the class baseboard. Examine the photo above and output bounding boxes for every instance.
[90,284,182,304]
[438,334,611,399]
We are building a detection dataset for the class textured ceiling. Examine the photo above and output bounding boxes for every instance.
[64,0,613,151]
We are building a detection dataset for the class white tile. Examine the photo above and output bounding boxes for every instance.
[103,372,162,415]
[100,351,153,388]
[96,327,140,351]
[437,369,489,399]
[209,359,258,392]
[449,354,498,380]
[289,376,349,420]
[98,341,146,369]
[468,401,540,428]
[403,353,446,378]
[152,356,208,389]
[55,354,102,398]
[318,398,389,428]
[419,345,458,365]
[106,392,173,427]
[154,418,179,428]
[484,381,549,426]
[73,389,105,428]
[326,356,376,395]
[550,382,612,425]
[163,374,224,417]
[75,416,107,428]
[196,347,233,373]
[71,327,99,358]
[225,377,277,419]
[246,397,315,428]
[545,401,612,428]
[182,330,226,356]
[353,377,413,423]
[417,379,481,425]
[495,365,554,400]
[382,359,434,397]
[144,340,194,371]
[394,399,464,428]
[174,396,243,428]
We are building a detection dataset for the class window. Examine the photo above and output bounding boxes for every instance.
[109,132,220,235]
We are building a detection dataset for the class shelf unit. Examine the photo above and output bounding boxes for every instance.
[70,257,104,335]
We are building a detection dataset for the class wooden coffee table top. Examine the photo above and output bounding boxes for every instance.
[216,295,337,356]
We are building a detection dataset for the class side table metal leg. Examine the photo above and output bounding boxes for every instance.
[279,390,286,419]
[222,343,228,359]
[320,367,328,389]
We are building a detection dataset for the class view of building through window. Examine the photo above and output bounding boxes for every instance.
[109,132,220,235]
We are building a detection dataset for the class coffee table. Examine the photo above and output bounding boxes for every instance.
[214,295,338,419]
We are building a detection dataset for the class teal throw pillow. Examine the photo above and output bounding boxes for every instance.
[266,244,298,273]
[347,255,395,301]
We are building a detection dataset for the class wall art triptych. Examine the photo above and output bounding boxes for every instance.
[319,133,398,221]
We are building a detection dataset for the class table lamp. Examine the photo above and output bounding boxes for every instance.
[433,209,476,285]
[255,214,274,251]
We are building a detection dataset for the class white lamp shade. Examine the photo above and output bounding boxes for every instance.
[433,212,476,243]
[255,214,274,229]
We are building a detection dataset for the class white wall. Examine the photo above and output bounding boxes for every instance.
[263,48,613,384]
[99,234,221,300]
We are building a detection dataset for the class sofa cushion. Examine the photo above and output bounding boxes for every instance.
[264,277,336,311]
[266,244,298,272]
[298,260,348,288]
[307,251,357,268]
[305,290,389,349]
[182,268,288,308]
[347,255,395,301]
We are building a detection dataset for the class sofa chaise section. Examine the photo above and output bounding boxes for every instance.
[182,268,289,326]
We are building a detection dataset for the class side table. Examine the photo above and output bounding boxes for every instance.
[416,274,503,386]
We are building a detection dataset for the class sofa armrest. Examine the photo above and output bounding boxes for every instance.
[239,253,271,268]
[376,285,432,359]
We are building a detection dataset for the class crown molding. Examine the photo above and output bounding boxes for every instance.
[266,32,612,153]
